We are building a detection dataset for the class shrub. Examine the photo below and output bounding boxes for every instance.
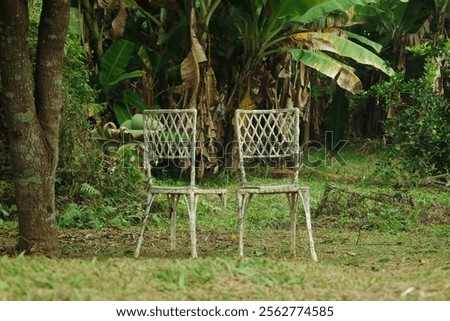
[353,73,449,183]
[383,79,449,178]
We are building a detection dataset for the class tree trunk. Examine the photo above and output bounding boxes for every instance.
[0,0,70,256]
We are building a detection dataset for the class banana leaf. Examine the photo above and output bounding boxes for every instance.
[292,0,381,24]
[123,90,148,113]
[289,49,362,93]
[292,32,393,76]
[113,101,133,125]
[99,39,144,95]
[343,30,383,53]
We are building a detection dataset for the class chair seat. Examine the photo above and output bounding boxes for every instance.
[236,184,309,194]
[149,186,227,195]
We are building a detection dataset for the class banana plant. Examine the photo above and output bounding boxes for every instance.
[213,0,397,150]
[359,0,436,71]
[346,0,448,119]
[225,0,392,97]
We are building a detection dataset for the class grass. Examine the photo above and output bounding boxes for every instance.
[0,227,448,300]
[0,146,449,300]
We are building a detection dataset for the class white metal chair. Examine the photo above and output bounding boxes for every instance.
[134,109,226,258]
[234,108,317,261]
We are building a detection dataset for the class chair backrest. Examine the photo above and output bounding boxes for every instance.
[234,108,300,185]
[143,109,197,187]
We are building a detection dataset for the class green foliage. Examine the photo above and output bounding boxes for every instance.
[80,183,101,198]
[292,0,382,24]
[123,91,148,113]
[56,142,146,229]
[407,40,450,60]
[221,0,390,94]
[0,196,16,230]
[407,38,450,91]
[99,40,144,95]
[58,202,117,229]
[56,23,147,230]
[385,80,449,177]
[365,76,450,180]
[0,205,13,231]
[59,34,99,161]
[0,181,15,227]
[98,40,148,124]
[352,39,450,181]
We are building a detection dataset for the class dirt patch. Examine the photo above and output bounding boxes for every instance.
[0,228,137,258]
[419,203,450,226]
[0,227,243,259]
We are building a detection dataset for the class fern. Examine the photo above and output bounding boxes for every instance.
[58,203,84,228]
[98,206,116,218]
[80,183,101,197]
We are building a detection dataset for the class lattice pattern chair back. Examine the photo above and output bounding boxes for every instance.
[143,109,197,187]
[235,108,300,184]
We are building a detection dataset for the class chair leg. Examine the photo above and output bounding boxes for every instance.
[299,189,318,262]
[237,193,244,258]
[237,193,252,258]
[134,193,156,258]
[219,192,227,208]
[185,192,199,258]
[168,194,180,251]
[287,192,299,257]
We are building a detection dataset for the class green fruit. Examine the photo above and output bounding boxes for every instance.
[131,113,144,129]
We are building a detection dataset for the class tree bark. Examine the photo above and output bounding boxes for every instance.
[0,0,70,256]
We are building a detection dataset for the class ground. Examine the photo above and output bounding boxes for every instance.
[0,223,448,300]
